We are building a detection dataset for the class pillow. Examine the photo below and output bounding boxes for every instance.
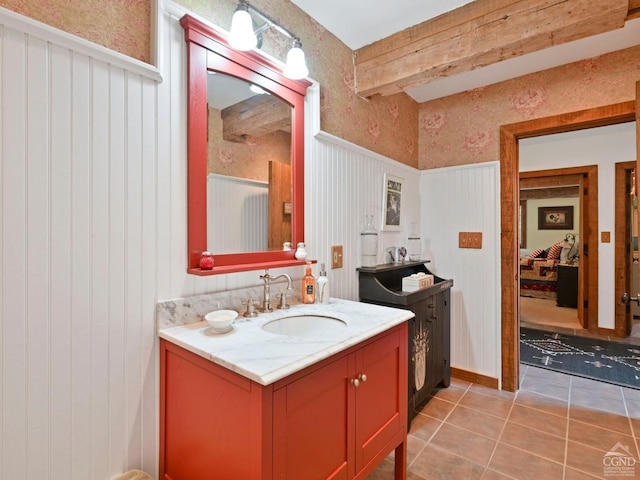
[529,248,544,258]
[547,242,563,260]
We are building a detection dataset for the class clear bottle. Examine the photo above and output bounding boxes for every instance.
[360,215,378,267]
[301,262,316,304]
[407,222,422,261]
[316,263,329,304]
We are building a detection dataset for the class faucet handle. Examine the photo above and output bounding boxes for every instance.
[242,298,258,318]
[277,292,290,310]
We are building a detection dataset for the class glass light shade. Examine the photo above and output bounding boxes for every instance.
[283,46,309,80]
[228,9,257,51]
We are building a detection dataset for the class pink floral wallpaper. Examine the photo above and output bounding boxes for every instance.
[3,0,638,171]
[0,0,151,63]
[419,45,640,169]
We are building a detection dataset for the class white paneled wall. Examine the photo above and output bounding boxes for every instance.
[0,7,161,480]
[420,163,501,383]
[306,129,421,301]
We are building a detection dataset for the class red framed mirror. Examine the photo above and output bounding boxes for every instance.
[181,15,311,275]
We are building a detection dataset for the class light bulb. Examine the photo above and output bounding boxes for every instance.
[228,8,257,51]
[283,45,309,80]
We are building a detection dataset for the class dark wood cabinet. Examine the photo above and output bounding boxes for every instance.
[557,264,579,308]
[357,262,453,425]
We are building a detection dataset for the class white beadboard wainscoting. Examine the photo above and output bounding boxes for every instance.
[420,163,501,385]
[0,7,162,480]
[306,131,421,301]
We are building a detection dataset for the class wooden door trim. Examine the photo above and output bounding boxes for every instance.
[614,161,636,337]
[500,101,635,392]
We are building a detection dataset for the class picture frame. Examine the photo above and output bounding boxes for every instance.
[382,173,403,231]
[538,206,574,230]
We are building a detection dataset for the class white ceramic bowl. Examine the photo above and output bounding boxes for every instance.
[204,309,238,331]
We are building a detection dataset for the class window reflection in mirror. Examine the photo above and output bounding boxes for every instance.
[206,71,293,254]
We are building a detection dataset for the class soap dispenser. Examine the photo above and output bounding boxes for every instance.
[317,263,329,304]
[301,262,316,304]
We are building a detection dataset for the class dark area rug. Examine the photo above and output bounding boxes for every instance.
[520,327,640,390]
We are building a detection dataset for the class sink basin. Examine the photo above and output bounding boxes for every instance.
[262,315,347,336]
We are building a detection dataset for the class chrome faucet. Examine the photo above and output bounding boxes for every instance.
[259,269,294,312]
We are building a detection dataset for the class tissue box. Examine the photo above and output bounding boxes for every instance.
[402,273,434,292]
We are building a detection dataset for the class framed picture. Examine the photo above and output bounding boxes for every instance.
[382,173,403,231]
[538,206,574,230]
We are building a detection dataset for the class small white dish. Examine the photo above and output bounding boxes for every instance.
[205,309,238,331]
[207,325,233,335]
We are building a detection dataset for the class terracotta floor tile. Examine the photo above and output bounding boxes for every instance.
[446,405,507,440]
[514,389,569,418]
[565,440,633,479]
[458,390,514,419]
[489,443,564,480]
[416,396,456,421]
[500,421,566,464]
[368,365,640,479]
[430,422,496,467]
[431,384,466,404]
[408,412,442,443]
[568,419,635,454]
[408,444,486,480]
[508,403,568,437]
[564,466,605,479]
[482,469,518,480]
[569,404,632,436]
[468,383,517,401]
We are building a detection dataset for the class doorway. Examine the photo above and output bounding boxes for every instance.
[519,168,592,332]
[499,101,635,392]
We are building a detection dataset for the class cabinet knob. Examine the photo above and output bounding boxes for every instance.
[358,374,368,383]
[351,378,360,388]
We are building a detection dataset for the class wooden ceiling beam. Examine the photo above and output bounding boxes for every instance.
[221,94,291,142]
[354,0,629,98]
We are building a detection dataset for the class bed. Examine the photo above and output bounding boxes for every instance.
[519,257,559,300]
[519,235,580,300]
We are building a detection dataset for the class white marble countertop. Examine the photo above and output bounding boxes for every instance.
[159,298,414,386]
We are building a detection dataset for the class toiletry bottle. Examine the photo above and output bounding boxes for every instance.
[301,262,316,304]
[317,263,329,304]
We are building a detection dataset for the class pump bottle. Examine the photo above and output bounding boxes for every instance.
[317,263,329,304]
[301,262,316,304]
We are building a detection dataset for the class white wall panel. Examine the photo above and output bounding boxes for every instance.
[420,163,501,383]
[306,130,421,301]
[0,8,162,480]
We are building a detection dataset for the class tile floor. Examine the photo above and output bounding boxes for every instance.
[368,365,640,479]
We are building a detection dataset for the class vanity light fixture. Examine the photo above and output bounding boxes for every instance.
[228,1,309,80]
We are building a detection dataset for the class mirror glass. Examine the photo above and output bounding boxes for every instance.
[206,71,293,253]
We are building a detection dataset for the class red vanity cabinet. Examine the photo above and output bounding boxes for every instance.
[159,322,408,480]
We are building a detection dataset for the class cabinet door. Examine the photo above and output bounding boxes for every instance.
[354,328,404,474]
[273,355,352,480]
[162,343,263,480]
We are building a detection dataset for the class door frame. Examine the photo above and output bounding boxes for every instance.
[614,161,636,337]
[499,101,635,392]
